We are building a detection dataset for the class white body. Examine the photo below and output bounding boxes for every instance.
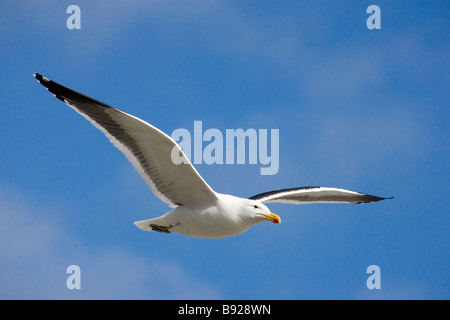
[134,194,268,238]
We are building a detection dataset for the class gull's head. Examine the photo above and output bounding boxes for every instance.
[246,200,280,224]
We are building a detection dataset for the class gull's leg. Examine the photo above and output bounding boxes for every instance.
[149,224,172,233]
[134,216,172,231]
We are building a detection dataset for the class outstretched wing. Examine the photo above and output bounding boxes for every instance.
[34,73,218,207]
[250,186,392,204]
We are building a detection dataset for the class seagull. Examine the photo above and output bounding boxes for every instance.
[34,73,392,239]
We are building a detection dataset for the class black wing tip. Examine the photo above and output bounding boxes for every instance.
[34,73,114,109]
[34,72,47,83]
[33,72,63,99]
[357,194,394,204]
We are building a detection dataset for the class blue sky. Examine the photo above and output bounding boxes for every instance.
[0,0,449,299]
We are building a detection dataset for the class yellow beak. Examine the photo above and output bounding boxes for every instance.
[262,213,281,224]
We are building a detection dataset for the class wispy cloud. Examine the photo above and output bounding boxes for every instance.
[0,186,220,299]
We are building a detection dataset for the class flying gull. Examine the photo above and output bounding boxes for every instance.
[34,73,392,239]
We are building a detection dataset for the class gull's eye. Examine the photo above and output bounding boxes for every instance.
[254,205,259,209]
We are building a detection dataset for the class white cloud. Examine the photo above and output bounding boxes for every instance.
[0,187,220,299]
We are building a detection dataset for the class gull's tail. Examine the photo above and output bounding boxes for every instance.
[134,219,154,231]
[134,216,173,233]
